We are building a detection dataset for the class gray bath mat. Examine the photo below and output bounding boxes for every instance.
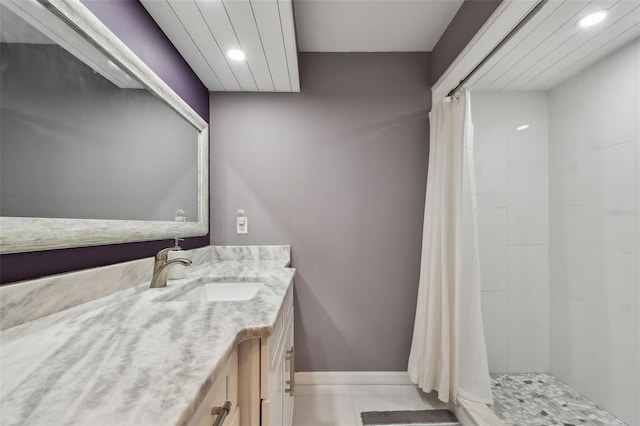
[361,409,458,425]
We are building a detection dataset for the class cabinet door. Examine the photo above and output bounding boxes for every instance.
[262,343,285,426]
[283,309,294,426]
[260,286,294,426]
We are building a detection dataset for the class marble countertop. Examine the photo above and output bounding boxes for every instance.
[0,260,295,426]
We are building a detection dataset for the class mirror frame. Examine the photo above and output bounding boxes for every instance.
[0,0,209,254]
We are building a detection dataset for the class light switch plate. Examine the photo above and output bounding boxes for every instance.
[236,216,248,234]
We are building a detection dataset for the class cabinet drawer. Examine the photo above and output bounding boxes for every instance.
[188,349,238,426]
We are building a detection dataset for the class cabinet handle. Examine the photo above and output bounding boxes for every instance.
[285,346,295,396]
[211,400,232,426]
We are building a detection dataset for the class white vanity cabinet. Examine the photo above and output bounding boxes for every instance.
[282,303,295,426]
[188,348,240,426]
[261,286,295,426]
[238,285,295,426]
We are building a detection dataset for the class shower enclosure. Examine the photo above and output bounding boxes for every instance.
[472,37,639,425]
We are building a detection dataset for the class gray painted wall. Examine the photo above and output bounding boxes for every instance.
[430,0,502,85]
[210,53,430,371]
[1,43,198,221]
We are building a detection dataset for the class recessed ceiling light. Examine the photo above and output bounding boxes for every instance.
[226,49,246,61]
[516,124,530,131]
[579,10,607,28]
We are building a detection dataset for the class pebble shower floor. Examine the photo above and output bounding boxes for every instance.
[490,373,627,426]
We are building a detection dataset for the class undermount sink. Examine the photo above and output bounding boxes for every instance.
[171,280,264,302]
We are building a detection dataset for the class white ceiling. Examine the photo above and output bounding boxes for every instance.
[141,0,464,91]
[470,0,640,90]
[141,0,299,92]
[294,0,464,52]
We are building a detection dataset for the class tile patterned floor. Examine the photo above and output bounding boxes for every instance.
[292,384,448,426]
[491,373,627,426]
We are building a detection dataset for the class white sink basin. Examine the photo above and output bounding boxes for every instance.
[171,281,264,302]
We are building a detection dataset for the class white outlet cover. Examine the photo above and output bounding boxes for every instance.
[236,216,248,234]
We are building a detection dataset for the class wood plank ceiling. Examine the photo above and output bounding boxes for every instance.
[470,0,640,90]
[140,0,299,92]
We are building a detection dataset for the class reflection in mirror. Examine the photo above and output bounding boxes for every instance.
[0,3,198,222]
[0,0,208,254]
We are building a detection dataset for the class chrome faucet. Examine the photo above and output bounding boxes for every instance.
[149,246,192,288]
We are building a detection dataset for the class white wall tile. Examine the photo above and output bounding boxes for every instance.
[549,206,584,299]
[507,162,549,245]
[549,73,583,116]
[506,92,548,128]
[549,109,583,207]
[471,91,507,128]
[636,39,640,330]
[549,159,583,207]
[550,292,585,392]
[584,250,637,368]
[638,320,640,424]
[508,327,549,373]
[584,142,637,254]
[507,120,549,163]
[474,124,507,164]
[549,109,583,162]
[583,42,636,151]
[473,90,550,374]
[478,208,507,291]
[472,91,507,164]
[583,89,635,152]
[481,291,509,373]
[582,41,636,102]
[547,40,640,424]
[506,92,549,163]
[508,245,549,328]
[584,349,638,426]
[475,161,507,208]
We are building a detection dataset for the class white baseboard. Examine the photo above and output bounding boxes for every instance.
[295,371,413,385]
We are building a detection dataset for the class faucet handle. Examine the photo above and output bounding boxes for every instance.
[173,237,184,248]
[156,246,179,261]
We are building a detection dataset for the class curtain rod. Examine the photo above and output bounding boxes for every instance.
[447,0,550,98]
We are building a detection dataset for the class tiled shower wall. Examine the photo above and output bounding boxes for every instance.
[548,39,639,425]
[474,39,639,425]
[472,91,550,374]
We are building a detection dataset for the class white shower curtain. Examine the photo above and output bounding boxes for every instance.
[408,89,492,405]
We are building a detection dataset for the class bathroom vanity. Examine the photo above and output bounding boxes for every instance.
[0,246,295,426]
[0,3,294,425]
[188,283,295,426]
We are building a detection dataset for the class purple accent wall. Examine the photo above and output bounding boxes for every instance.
[430,0,502,86]
[210,53,430,371]
[81,0,208,120]
[0,0,209,285]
